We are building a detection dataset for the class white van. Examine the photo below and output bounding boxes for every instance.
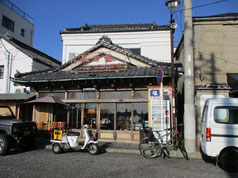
[200,98,238,172]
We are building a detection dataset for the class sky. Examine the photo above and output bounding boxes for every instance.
[8,0,238,61]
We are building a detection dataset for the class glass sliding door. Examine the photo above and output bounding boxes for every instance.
[116,103,131,131]
[133,103,148,131]
[83,103,97,129]
[100,103,114,130]
[69,104,82,129]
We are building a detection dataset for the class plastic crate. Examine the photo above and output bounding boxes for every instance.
[52,128,69,140]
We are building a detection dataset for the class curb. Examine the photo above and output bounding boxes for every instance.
[44,144,201,159]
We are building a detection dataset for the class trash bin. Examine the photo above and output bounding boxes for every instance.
[140,127,152,142]
[140,127,144,141]
[52,122,58,129]
[58,122,66,128]
[37,121,44,130]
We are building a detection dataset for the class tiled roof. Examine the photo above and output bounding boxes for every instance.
[61,36,167,69]
[0,93,36,101]
[193,13,238,22]
[13,66,171,83]
[2,34,61,67]
[60,23,171,34]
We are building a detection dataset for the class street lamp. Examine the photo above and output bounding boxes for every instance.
[165,0,180,130]
[165,0,181,11]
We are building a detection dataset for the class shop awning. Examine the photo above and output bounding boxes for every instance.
[0,93,36,101]
[25,95,67,106]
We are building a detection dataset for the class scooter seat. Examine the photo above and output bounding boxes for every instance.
[67,132,80,136]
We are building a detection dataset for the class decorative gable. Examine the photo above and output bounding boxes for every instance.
[62,50,129,72]
[60,36,161,73]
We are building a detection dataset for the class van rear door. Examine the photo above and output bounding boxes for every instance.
[211,105,238,152]
[201,104,209,153]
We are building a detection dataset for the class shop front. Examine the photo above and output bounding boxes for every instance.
[37,89,149,142]
[13,36,175,142]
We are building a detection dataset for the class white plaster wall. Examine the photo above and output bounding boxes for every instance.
[0,2,34,46]
[0,38,32,93]
[0,38,51,93]
[61,31,171,64]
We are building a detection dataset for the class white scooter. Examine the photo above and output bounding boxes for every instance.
[51,125,99,155]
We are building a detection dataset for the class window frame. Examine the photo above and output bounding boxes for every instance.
[2,15,15,32]
[21,28,25,37]
[214,106,238,124]
[0,65,4,79]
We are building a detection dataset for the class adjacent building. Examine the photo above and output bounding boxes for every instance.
[175,13,238,146]
[0,34,61,94]
[0,34,61,120]
[0,0,34,46]
[60,23,172,64]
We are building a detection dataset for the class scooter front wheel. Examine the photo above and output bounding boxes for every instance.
[52,143,62,154]
[88,143,99,155]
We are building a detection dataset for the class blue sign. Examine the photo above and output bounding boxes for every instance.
[150,90,160,97]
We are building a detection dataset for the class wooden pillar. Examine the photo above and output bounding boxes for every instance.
[113,103,117,140]
[48,104,53,130]
[32,104,36,122]
[131,103,134,141]
[97,103,100,139]
[67,109,70,128]
[80,103,84,137]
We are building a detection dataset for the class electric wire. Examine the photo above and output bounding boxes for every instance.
[175,0,231,13]
[195,49,238,66]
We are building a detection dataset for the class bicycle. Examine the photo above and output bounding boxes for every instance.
[139,124,188,160]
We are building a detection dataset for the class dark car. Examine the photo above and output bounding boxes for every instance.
[0,105,37,155]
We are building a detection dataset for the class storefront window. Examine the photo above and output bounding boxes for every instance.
[53,104,67,123]
[100,91,131,99]
[38,92,65,99]
[84,103,97,129]
[100,103,114,130]
[69,104,81,129]
[117,103,131,130]
[133,103,148,131]
[134,90,148,99]
[68,92,96,99]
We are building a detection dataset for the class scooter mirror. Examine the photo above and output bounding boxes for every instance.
[83,125,89,129]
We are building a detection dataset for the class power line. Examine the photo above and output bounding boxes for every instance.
[196,49,238,67]
[175,0,231,13]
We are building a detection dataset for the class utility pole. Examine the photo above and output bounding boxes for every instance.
[183,0,196,153]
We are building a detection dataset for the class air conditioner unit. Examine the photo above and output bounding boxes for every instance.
[15,88,24,93]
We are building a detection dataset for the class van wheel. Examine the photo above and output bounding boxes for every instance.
[219,148,238,172]
[0,134,10,156]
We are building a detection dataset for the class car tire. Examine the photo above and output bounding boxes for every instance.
[219,148,238,172]
[52,143,62,154]
[0,134,10,156]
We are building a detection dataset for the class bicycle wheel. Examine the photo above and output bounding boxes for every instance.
[178,144,189,160]
[139,137,162,159]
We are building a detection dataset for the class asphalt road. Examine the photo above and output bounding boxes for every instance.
[0,148,237,178]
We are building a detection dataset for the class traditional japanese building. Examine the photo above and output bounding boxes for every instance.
[13,36,177,142]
